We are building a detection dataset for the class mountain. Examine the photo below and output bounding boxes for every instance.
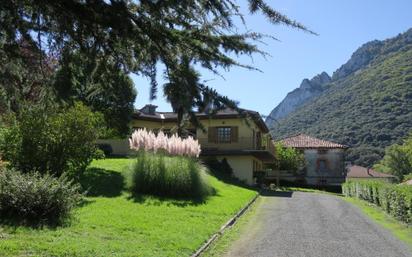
[266,72,331,125]
[268,28,412,167]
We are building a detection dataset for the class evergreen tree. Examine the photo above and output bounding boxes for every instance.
[1,0,313,130]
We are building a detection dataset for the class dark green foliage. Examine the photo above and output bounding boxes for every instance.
[0,168,82,226]
[274,143,305,171]
[1,0,312,131]
[54,51,136,137]
[128,152,214,199]
[343,180,412,224]
[0,40,55,114]
[374,133,412,181]
[0,103,103,177]
[270,29,412,167]
[96,143,113,157]
[204,157,233,177]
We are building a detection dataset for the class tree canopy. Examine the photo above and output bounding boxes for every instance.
[54,50,136,137]
[1,0,313,133]
[374,133,412,181]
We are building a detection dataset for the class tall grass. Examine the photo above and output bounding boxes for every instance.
[128,152,214,199]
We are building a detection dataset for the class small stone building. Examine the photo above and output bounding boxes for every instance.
[277,134,348,186]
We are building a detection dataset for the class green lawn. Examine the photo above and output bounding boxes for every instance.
[0,158,257,257]
[202,197,262,257]
[344,197,412,249]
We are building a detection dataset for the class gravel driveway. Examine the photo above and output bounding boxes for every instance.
[224,191,412,257]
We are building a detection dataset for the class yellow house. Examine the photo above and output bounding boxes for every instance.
[103,104,276,185]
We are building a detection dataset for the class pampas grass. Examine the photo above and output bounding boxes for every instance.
[129,129,201,157]
[128,152,214,198]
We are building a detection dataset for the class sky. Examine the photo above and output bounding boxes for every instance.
[131,0,412,116]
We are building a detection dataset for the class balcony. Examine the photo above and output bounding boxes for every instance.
[198,137,276,162]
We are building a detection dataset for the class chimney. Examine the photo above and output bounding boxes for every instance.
[140,104,157,115]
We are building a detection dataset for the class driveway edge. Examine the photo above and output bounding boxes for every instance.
[190,192,260,257]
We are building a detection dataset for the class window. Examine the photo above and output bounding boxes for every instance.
[318,159,327,172]
[217,127,232,143]
[318,149,327,154]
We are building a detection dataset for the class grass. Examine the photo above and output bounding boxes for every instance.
[129,152,213,198]
[343,197,412,249]
[0,158,257,257]
[201,197,263,257]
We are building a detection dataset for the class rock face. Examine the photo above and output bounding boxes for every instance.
[332,40,384,81]
[266,72,331,126]
[266,28,412,128]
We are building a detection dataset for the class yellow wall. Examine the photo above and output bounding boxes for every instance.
[120,116,269,185]
[130,120,177,131]
[215,155,263,185]
[131,117,270,151]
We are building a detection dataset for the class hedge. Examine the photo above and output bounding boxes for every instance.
[342,180,412,224]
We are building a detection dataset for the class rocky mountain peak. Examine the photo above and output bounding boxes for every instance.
[265,72,331,126]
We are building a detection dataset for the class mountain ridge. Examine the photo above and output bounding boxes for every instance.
[267,28,412,166]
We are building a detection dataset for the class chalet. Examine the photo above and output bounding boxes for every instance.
[99,104,276,185]
[273,134,348,186]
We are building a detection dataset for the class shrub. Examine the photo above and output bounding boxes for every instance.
[343,180,412,224]
[0,103,103,178]
[204,158,233,177]
[0,168,82,226]
[97,143,113,156]
[128,152,213,198]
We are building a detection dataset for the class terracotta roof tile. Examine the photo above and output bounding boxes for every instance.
[278,134,348,149]
[347,165,396,178]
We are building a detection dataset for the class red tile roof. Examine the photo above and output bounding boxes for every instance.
[278,134,348,149]
[347,165,396,178]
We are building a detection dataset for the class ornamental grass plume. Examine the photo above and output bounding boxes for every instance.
[129,129,201,157]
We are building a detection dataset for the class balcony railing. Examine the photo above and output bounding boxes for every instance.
[198,137,275,156]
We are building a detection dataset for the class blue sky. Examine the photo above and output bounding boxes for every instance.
[132,0,412,116]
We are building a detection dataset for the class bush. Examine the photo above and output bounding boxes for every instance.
[0,168,82,226]
[343,180,412,224]
[96,143,113,156]
[0,103,103,178]
[204,158,233,177]
[128,152,214,199]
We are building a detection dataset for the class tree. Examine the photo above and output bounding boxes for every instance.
[374,133,412,181]
[274,143,305,171]
[54,50,137,137]
[0,40,56,114]
[1,0,314,132]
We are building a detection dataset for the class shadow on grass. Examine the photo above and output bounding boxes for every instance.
[209,172,258,191]
[128,189,219,207]
[79,167,125,197]
[260,190,293,198]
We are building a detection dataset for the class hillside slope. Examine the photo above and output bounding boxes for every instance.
[269,29,412,166]
[266,72,331,125]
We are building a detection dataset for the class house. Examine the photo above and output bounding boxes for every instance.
[346,165,397,183]
[272,134,348,186]
[99,104,276,185]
